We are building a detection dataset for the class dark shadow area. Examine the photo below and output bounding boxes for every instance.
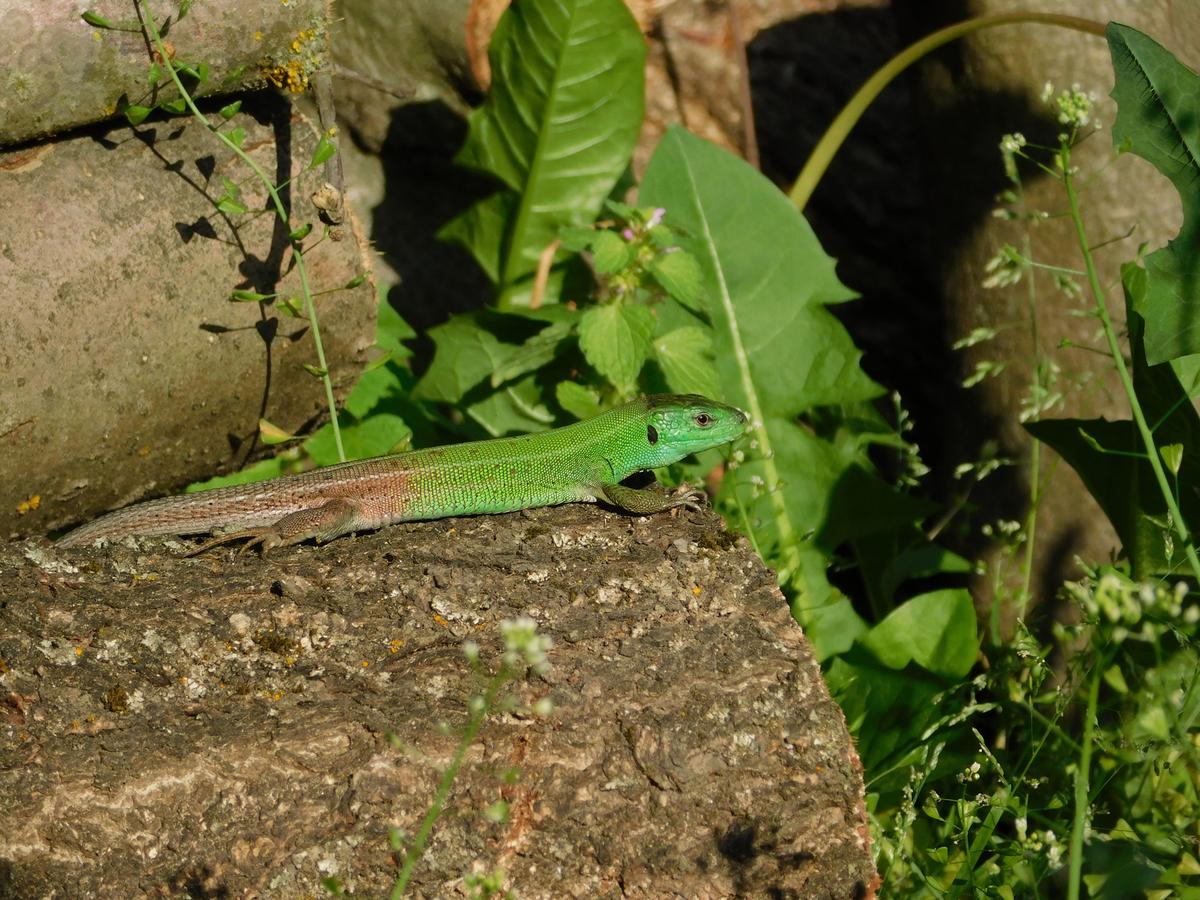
[748,2,1073,586]
[369,99,496,349]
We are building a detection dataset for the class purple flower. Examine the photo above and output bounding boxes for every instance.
[621,228,635,241]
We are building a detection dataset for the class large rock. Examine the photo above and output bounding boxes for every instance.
[0,94,376,541]
[0,505,875,897]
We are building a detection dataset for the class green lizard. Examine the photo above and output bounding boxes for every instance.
[57,394,747,553]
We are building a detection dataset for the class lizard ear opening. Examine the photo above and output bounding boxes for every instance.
[647,424,659,445]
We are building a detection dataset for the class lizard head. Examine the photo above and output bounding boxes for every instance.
[638,394,748,467]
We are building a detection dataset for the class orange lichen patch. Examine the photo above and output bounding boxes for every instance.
[387,638,404,654]
[262,27,321,94]
[15,494,40,515]
[360,660,370,668]
[433,613,449,627]
[692,585,702,596]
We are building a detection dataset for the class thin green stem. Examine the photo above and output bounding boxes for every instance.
[789,12,1106,212]
[390,668,509,898]
[1067,661,1101,900]
[1062,147,1200,583]
[139,1,345,461]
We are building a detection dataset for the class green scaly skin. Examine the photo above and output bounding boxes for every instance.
[57,394,748,554]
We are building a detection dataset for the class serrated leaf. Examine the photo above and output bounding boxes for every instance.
[1108,24,1200,364]
[217,197,245,215]
[124,105,152,126]
[219,100,242,120]
[590,229,630,273]
[375,294,416,363]
[578,303,655,391]
[441,0,645,291]
[653,326,718,397]
[556,381,602,420]
[467,377,554,436]
[649,250,703,312]
[309,134,336,169]
[258,417,296,445]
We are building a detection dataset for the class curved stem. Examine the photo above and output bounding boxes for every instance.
[789,12,1107,212]
[140,1,345,461]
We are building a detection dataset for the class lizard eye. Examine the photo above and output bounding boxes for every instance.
[647,424,659,445]
[694,413,713,427]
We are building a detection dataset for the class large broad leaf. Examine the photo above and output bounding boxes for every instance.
[858,589,978,680]
[640,128,918,588]
[441,0,645,291]
[1108,23,1200,364]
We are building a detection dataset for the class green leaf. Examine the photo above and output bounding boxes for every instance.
[230,289,273,302]
[196,61,210,83]
[590,230,630,273]
[653,326,718,397]
[556,381,602,420]
[289,222,312,242]
[179,0,195,20]
[649,250,704,312]
[81,10,112,27]
[440,0,645,291]
[161,98,186,115]
[124,105,152,126]
[148,62,162,87]
[412,314,508,404]
[309,134,336,169]
[375,294,416,364]
[1160,442,1184,475]
[467,377,555,436]
[218,99,242,120]
[306,412,411,465]
[858,589,978,679]
[490,317,577,388]
[578,303,655,392]
[344,274,367,290]
[258,418,296,445]
[217,197,246,215]
[641,127,882,580]
[227,126,245,149]
[1107,24,1200,364]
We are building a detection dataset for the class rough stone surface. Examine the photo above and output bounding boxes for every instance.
[0,94,377,541]
[0,0,329,147]
[0,505,875,898]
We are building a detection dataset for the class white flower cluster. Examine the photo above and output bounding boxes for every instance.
[499,616,553,674]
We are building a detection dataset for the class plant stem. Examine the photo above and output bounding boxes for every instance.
[139,1,345,461]
[789,13,1106,212]
[1061,147,1200,583]
[1067,661,1101,900]
[390,667,509,898]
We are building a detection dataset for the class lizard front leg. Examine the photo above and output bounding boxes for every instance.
[599,482,707,515]
[187,497,364,556]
